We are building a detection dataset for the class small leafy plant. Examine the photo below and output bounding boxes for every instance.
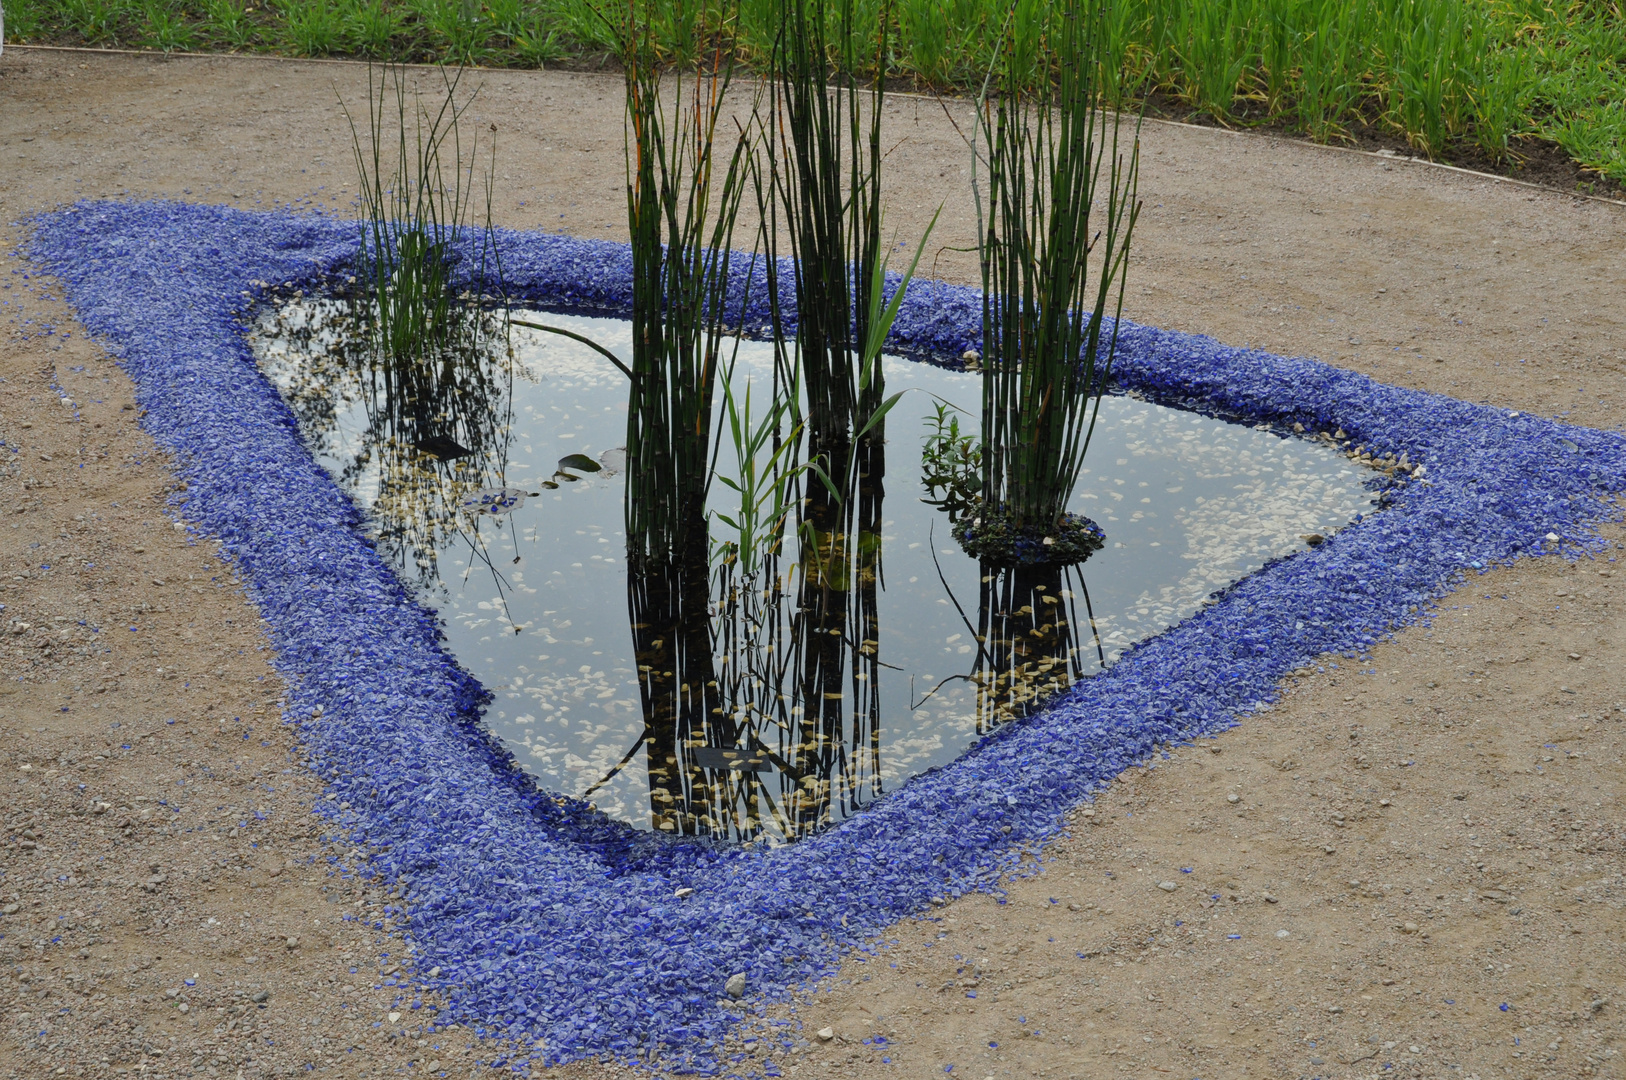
[919,401,982,521]
[710,373,831,577]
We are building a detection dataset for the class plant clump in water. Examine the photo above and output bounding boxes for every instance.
[967,0,1141,568]
[956,506,1105,568]
[246,0,1383,844]
[342,64,504,369]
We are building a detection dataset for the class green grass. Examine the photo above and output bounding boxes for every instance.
[8,0,1620,183]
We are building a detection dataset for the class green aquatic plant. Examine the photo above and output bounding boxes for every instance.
[710,372,831,577]
[341,63,503,370]
[616,0,755,564]
[761,0,891,460]
[970,0,1140,565]
[970,566,1101,729]
[919,401,982,521]
[625,548,727,835]
[613,0,778,838]
[330,63,519,601]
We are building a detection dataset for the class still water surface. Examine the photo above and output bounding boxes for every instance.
[252,304,1376,841]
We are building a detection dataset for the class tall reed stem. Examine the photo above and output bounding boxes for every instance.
[618,0,754,564]
[765,0,890,463]
[337,63,512,585]
[343,64,501,368]
[615,0,757,837]
[977,0,1141,535]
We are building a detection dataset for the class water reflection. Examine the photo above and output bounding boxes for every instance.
[783,439,885,836]
[256,300,516,599]
[587,433,1106,841]
[624,549,725,835]
[969,565,1105,730]
[602,441,888,843]
[253,305,1378,843]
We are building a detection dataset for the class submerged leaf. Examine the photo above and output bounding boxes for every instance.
[414,434,474,460]
[558,453,603,473]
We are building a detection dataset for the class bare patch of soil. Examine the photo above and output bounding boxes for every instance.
[1,46,1623,1080]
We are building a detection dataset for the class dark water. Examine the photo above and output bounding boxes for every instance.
[252,303,1376,842]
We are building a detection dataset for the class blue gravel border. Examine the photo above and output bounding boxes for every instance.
[26,201,1626,1074]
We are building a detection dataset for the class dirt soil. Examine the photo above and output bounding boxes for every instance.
[1,47,1624,1080]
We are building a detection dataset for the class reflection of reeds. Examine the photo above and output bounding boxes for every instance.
[969,565,1103,731]
[782,440,885,834]
[628,552,727,835]
[254,300,517,595]
[977,0,1140,536]
[622,440,887,844]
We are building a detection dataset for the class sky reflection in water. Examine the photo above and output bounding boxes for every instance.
[252,305,1376,842]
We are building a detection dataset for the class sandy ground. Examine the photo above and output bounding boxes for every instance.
[1,47,1623,1080]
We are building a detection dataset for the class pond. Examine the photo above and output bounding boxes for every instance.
[251,302,1377,843]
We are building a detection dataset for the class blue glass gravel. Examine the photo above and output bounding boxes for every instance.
[26,200,1626,1073]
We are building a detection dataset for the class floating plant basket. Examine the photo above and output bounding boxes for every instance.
[28,202,1626,1072]
[954,507,1107,568]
